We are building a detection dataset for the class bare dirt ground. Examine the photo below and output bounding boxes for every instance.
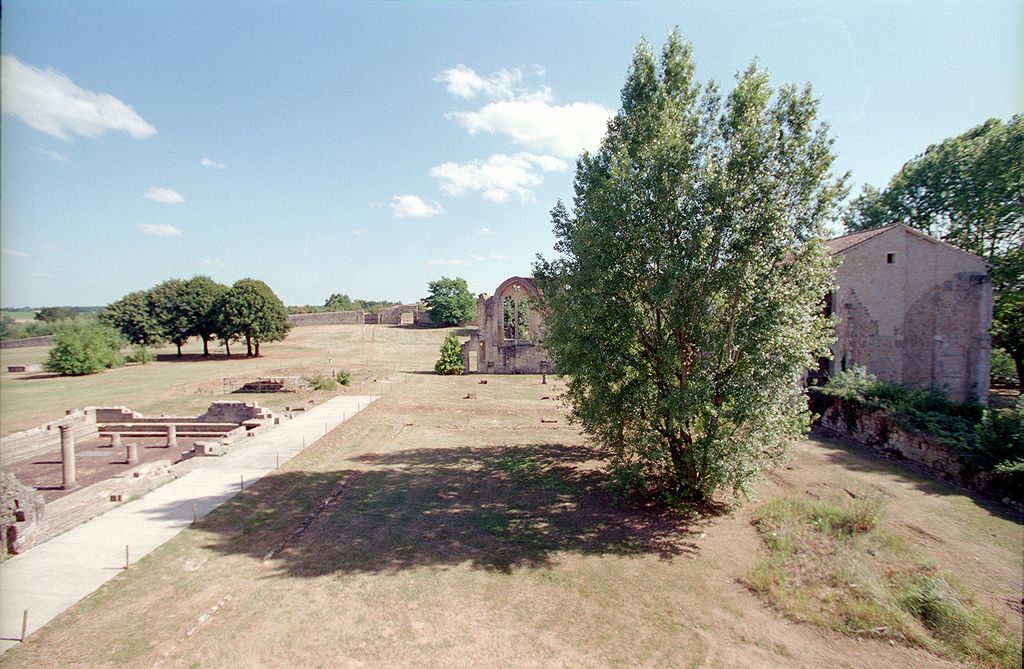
[1,325,1020,668]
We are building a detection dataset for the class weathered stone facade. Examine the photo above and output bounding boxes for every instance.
[461,277,550,374]
[823,224,992,404]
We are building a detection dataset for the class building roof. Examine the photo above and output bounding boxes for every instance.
[824,225,896,255]
[825,223,988,265]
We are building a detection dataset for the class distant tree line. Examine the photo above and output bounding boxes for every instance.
[0,307,102,341]
[102,276,291,358]
[288,293,398,315]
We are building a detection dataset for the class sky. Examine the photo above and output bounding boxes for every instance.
[1,1,1020,308]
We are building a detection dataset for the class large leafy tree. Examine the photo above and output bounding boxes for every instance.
[845,116,1023,388]
[101,290,166,351]
[220,278,291,357]
[150,278,192,356]
[423,276,475,326]
[534,32,846,504]
[182,275,228,356]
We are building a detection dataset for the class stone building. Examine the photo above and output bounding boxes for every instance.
[460,276,550,374]
[821,224,992,404]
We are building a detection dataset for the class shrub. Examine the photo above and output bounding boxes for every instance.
[434,335,464,375]
[991,348,1017,386]
[820,369,1022,488]
[335,370,351,386]
[306,374,337,391]
[44,323,125,376]
[125,344,155,365]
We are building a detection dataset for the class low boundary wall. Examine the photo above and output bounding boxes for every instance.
[288,311,364,326]
[0,335,55,349]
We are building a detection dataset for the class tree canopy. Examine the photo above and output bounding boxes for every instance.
[220,278,291,357]
[534,31,846,504]
[101,290,166,349]
[424,277,475,326]
[44,322,126,376]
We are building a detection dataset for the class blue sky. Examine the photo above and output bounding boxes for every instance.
[1,1,1020,308]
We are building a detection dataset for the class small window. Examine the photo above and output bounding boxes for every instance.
[886,253,895,264]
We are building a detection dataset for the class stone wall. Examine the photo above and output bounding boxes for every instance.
[1,402,277,468]
[1,473,45,555]
[812,393,1015,500]
[288,310,364,326]
[827,225,991,404]
[0,335,55,349]
[461,276,551,374]
[0,409,99,468]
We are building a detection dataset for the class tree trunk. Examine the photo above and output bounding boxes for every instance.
[202,336,210,357]
[1014,353,1023,393]
[254,340,261,357]
[246,337,253,357]
[224,340,231,357]
[176,342,183,357]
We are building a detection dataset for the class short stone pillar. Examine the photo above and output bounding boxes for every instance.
[110,432,122,449]
[59,425,77,490]
[124,435,139,465]
[166,424,178,449]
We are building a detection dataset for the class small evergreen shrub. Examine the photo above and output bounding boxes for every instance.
[434,335,464,375]
[335,370,351,386]
[44,323,125,376]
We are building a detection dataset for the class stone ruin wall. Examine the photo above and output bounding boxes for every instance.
[288,310,364,326]
[0,335,56,349]
[0,409,100,468]
[0,402,276,468]
[832,227,991,404]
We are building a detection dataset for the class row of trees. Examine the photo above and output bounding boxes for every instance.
[845,115,1022,388]
[102,276,291,358]
[288,293,397,315]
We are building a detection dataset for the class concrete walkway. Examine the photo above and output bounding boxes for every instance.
[0,395,378,651]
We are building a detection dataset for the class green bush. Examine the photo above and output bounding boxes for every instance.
[434,335,464,375]
[306,374,337,391]
[335,370,351,386]
[125,344,155,364]
[991,348,1017,386]
[819,368,1021,482]
[44,323,125,376]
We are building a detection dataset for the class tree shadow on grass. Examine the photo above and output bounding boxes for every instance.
[185,442,706,576]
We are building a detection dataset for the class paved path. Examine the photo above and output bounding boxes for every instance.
[0,395,378,651]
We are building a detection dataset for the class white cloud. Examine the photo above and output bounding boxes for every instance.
[144,187,185,204]
[435,64,553,103]
[1,248,29,257]
[1,55,156,141]
[532,64,546,77]
[430,152,567,203]
[31,146,70,163]
[389,194,444,219]
[351,229,363,237]
[469,254,511,262]
[201,157,225,169]
[448,99,612,159]
[426,259,469,266]
[477,227,497,237]
[137,223,183,237]
[435,65,521,100]
[200,258,225,267]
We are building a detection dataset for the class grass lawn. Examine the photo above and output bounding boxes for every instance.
[1,324,1020,668]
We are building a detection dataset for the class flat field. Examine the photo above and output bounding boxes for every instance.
[0,325,1020,668]
[0,324,431,436]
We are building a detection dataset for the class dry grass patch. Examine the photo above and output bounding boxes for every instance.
[748,494,1022,668]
